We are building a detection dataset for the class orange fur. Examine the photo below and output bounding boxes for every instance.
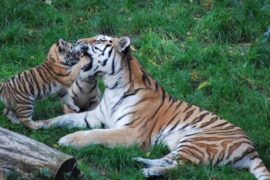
[40,36,270,179]
[0,39,84,129]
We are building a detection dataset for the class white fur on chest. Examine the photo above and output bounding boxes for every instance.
[101,88,141,128]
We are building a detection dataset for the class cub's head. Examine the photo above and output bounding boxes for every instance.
[74,35,131,78]
[47,39,82,67]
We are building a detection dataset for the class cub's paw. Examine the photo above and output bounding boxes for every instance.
[66,104,80,113]
[72,106,80,113]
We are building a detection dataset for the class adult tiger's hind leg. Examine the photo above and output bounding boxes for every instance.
[134,151,177,168]
[141,130,270,179]
[135,129,270,178]
[134,152,179,177]
[142,164,178,177]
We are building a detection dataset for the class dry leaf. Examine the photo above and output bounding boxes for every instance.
[197,81,210,90]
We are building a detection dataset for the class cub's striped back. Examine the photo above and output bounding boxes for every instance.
[0,39,84,129]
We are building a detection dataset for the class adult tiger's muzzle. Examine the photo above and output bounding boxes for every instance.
[71,44,93,70]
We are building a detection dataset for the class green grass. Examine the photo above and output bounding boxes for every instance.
[0,0,270,179]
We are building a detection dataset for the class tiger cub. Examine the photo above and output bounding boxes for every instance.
[62,57,100,114]
[0,39,85,129]
[40,35,270,179]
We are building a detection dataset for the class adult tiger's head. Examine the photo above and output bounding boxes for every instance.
[75,35,131,78]
[47,39,82,67]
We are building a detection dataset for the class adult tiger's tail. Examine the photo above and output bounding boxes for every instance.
[249,156,270,180]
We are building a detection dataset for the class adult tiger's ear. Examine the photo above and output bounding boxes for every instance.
[117,36,131,53]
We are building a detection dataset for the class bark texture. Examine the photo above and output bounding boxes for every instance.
[0,127,81,179]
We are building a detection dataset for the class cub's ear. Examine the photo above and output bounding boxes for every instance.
[57,39,65,46]
[117,36,130,52]
[57,39,66,53]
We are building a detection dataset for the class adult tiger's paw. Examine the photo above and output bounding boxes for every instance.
[58,131,88,149]
[59,132,80,147]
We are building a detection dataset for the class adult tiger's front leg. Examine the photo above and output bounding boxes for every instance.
[36,110,102,129]
[58,128,138,149]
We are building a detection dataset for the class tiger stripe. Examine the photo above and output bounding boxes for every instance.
[0,39,84,129]
[62,74,100,114]
[40,35,270,179]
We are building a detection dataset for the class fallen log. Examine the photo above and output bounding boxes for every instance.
[0,127,81,179]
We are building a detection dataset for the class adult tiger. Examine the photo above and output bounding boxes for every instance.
[0,39,86,129]
[39,35,270,179]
